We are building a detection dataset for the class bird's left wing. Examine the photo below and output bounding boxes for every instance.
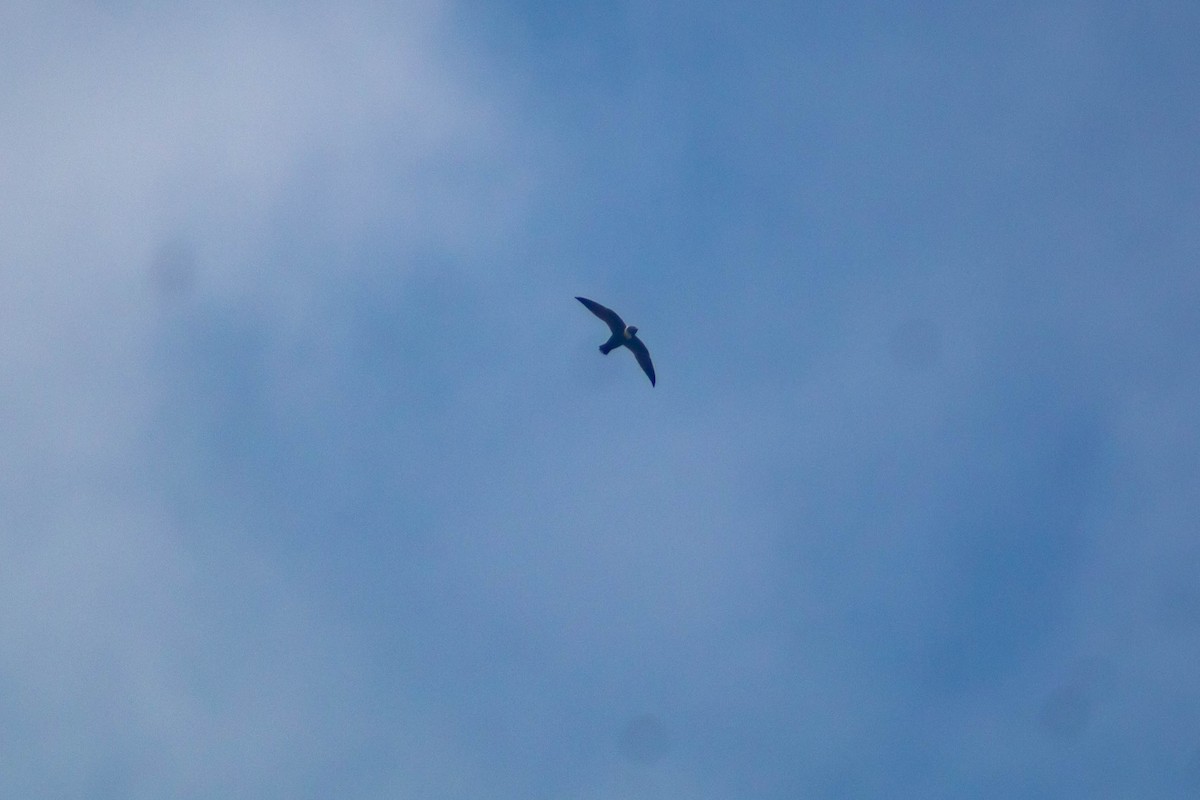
[627,337,656,387]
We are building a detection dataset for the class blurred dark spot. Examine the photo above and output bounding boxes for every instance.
[1039,683,1091,739]
[888,317,941,370]
[148,238,196,301]
[923,413,1100,689]
[1160,585,1200,632]
[618,713,670,764]
[1186,746,1200,789]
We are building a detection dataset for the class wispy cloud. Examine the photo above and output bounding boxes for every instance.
[2,2,1199,798]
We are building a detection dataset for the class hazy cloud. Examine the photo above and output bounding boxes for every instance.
[2,1,1199,798]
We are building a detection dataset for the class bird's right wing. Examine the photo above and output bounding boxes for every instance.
[627,337,656,387]
[575,296,625,335]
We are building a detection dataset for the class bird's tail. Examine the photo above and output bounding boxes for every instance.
[599,342,617,355]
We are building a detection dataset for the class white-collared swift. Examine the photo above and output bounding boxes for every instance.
[576,296,656,387]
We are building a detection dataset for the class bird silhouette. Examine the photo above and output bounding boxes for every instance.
[576,296,656,386]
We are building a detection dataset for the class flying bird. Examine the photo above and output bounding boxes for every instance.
[576,296,656,386]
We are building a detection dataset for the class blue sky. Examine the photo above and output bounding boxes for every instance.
[2,1,1199,797]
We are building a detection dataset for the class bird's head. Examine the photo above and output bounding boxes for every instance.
[625,325,639,337]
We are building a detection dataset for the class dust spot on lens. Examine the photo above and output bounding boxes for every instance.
[1185,746,1200,789]
[889,317,941,370]
[1160,585,1200,632]
[1039,683,1091,740]
[148,238,196,301]
[618,713,670,764]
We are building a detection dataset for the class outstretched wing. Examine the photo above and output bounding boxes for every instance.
[575,296,625,336]
[627,336,656,387]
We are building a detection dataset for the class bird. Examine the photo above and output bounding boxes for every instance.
[576,296,656,386]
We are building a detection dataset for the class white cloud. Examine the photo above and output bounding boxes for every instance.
[0,2,529,795]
